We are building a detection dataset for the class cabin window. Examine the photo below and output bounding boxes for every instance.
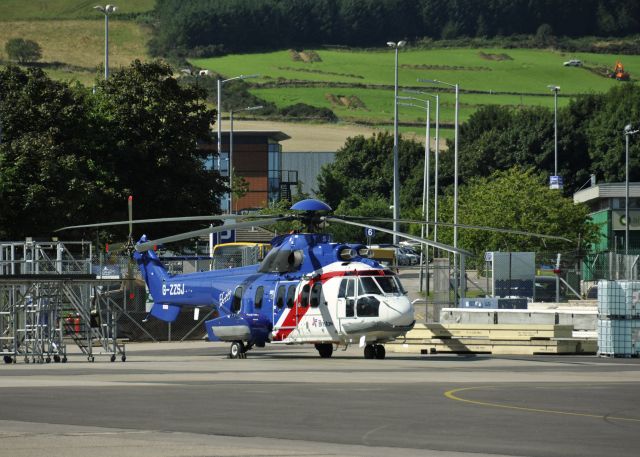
[356,296,380,317]
[339,278,355,317]
[254,286,264,309]
[232,286,243,313]
[286,285,296,308]
[310,283,322,307]
[276,285,286,308]
[300,284,310,307]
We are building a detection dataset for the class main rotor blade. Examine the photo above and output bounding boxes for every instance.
[135,217,289,252]
[55,214,275,232]
[325,217,472,257]
[338,216,573,243]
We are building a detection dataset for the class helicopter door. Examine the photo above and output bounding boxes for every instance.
[272,281,299,337]
[336,278,356,332]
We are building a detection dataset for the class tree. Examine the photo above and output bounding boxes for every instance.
[0,66,95,239]
[317,131,427,212]
[436,167,598,265]
[5,38,42,63]
[88,60,226,239]
[230,169,249,213]
[0,62,227,241]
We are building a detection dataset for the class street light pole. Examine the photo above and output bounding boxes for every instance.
[215,74,259,212]
[93,4,117,80]
[398,98,430,293]
[417,78,460,302]
[387,40,406,244]
[624,124,639,257]
[229,105,262,214]
[547,85,561,189]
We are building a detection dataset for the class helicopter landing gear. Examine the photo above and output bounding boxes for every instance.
[364,344,385,359]
[315,343,333,358]
[229,341,247,359]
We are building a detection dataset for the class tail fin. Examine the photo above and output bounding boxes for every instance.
[134,236,180,322]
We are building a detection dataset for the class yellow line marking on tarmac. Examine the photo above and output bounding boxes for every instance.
[444,386,640,423]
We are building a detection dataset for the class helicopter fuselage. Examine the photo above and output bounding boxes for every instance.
[135,233,415,358]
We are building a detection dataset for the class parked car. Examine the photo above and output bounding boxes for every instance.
[563,59,583,67]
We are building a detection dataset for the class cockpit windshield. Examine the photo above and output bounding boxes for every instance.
[357,275,405,296]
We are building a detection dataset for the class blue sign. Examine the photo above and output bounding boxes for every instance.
[364,227,376,238]
[549,175,563,190]
[213,230,236,245]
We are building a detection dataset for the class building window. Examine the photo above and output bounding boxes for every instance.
[268,143,281,204]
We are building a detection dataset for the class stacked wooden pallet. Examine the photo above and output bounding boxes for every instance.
[388,323,597,355]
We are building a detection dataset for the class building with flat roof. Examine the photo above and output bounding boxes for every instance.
[574,182,640,253]
[200,130,293,212]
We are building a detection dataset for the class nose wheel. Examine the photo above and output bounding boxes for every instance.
[364,344,386,359]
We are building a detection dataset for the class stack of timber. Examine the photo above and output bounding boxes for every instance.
[388,323,597,355]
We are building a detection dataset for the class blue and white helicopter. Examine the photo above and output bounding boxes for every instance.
[59,198,569,359]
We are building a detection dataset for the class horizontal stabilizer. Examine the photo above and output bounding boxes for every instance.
[150,303,181,322]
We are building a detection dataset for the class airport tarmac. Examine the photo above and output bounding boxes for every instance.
[1,342,640,457]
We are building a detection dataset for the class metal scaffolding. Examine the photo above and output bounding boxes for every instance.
[0,239,131,364]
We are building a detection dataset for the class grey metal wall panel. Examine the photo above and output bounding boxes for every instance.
[282,152,336,196]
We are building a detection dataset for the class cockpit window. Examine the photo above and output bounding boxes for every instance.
[359,277,381,295]
[258,247,304,273]
[377,276,402,294]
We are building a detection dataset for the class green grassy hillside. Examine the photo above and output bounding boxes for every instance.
[193,48,639,131]
[0,0,155,20]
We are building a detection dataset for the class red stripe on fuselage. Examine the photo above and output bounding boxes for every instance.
[272,267,393,341]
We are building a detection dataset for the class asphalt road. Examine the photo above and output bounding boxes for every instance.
[1,342,639,457]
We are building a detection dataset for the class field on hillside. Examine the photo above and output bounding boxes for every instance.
[193,47,639,130]
[0,0,155,20]
[0,20,150,85]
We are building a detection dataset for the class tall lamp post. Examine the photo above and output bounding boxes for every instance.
[418,78,460,302]
[398,98,430,294]
[405,89,440,244]
[387,40,406,244]
[624,124,639,257]
[216,74,259,211]
[93,4,117,80]
[228,105,263,214]
[547,85,562,190]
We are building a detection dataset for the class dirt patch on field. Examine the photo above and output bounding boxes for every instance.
[324,93,367,109]
[478,51,513,61]
[289,49,322,62]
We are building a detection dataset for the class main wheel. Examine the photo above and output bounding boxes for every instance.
[375,344,386,360]
[364,344,376,359]
[53,355,61,363]
[229,341,244,359]
[110,355,116,362]
[3,355,12,364]
[315,343,333,358]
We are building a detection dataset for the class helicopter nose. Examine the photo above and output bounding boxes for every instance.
[382,296,414,326]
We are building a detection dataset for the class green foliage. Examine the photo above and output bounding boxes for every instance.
[0,0,156,20]
[328,196,394,243]
[5,38,42,63]
[435,167,598,263]
[441,84,640,195]
[89,60,225,235]
[0,66,95,238]
[0,62,227,240]
[150,0,640,56]
[317,131,426,212]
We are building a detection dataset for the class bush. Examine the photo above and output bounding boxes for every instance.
[5,38,42,63]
